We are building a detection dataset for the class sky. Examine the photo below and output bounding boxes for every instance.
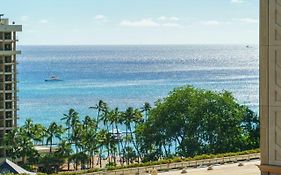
[1,0,259,45]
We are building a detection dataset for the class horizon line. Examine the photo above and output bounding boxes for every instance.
[18,43,259,46]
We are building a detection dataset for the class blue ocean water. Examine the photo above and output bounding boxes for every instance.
[17,45,259,126]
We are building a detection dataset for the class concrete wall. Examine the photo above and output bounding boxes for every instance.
[260,0,281,174]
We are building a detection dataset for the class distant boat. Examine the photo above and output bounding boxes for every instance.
[45,76,62,82]
[246,45,250,48]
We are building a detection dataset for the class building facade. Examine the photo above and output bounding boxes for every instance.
[0,17,22,156]
[260,0,281,174]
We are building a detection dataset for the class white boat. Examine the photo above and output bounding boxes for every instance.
[45,76,62,82]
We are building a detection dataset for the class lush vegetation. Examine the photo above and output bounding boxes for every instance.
[4,86,259,173]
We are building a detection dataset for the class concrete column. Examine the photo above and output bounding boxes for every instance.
[260,0,281,174]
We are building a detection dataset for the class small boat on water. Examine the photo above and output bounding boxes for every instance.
[45,76,62,82]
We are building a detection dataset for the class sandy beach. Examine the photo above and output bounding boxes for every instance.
[156,160,260,175]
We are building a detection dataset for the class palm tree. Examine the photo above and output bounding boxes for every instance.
[141,102,151,121]
[96,129,112,167]
[62,109,81,155]
[5,127,38,164]
[46,122,65,153]
[18,129,37,164]
[62,109,79,142]
[99,108,110,131]
[82,116,98,168]
[96,129,105,168]
[122,107,143,161]
[83,115,97,130]
[108,108,124,163]
[4,129,18,160]
[31,123,46,145]
[71,122,83,154]
[23,118,34,138]
[82,126,98,168]
[90,100,107,128]
[56,140,73,170]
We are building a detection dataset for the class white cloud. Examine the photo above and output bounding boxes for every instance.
[20,16,29,22]
[39,19,48,24]
[231,0,244,3]
[120,17,182,28]
[158,16,179,21]
[232,18,258,23]
[201,20,221,25]
[163,23,181,27]
[94,14,107,21]
[158,16,166,21]
[120,19,160,27]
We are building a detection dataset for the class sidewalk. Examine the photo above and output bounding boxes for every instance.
[157,160,260,175]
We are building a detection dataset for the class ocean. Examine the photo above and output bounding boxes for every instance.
[17,45,259,126]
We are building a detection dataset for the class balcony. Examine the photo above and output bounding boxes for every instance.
[4,65,12,73]
[0,25,22,32]
[5,120,13,128]
[0,44,20,55]
[4,56,12,63]
[5,93,13,100]
[0,36,13,42]
[5,111,13,118]
[4,33,11,40]
[0,108,16,112]
[0,50,21,55]
[0,65,14,73]
[5,102,13,109]
[5,75,12,82]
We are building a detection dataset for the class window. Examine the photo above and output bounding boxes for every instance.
[0,112,3,119]
[5,75,12,81]
[5,93,12,100]
[5,120,12,127]
[5,111,12,118]
[5,102,12,109]
[5,84,12,90]
[4,33,11,40]
[4,56,12,63]
[5,65,11,72]
[4,44,11,51]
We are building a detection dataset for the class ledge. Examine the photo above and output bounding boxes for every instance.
[0,50,21,55]
[258,164,281,174]
[0,25,22,32]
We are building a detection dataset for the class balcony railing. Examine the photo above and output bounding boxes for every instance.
[0,43,15,51]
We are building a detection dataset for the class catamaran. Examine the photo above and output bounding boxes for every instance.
[45,76,62,82]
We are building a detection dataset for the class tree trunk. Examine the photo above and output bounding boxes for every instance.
[49,138,53,153]
[99,146,103,168]
[129,125,140,160]
[67,159,70,170]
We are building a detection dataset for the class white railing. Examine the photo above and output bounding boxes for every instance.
[79,153,260,175]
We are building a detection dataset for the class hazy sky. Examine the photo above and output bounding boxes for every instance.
[1,0,259,45]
